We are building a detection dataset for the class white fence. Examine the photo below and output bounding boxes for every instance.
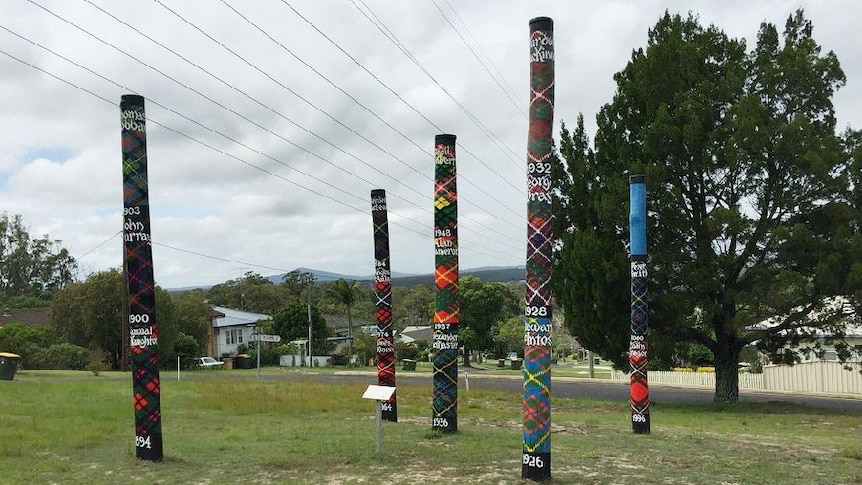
[279,354,331,367]
[612,361,861,396]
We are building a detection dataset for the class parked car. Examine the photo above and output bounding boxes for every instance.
[196,356,224,368]
[506,352,518,361]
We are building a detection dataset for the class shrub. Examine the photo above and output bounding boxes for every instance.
[248,343,293,366]
[394,342,419,362]
[0,323,57,369]
[37,343,90,370]
[86,361,104,376]
[173,332,200,369]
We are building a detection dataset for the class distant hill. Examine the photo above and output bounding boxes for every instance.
[386,266,525,287]
[169,265,525,292]
[266,266,525,286]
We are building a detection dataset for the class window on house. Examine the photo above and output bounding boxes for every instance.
[225,329,244,345]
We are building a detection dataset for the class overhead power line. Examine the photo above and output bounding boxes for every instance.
[2,43,524,264]
[269,0,526,196]
[74,0,525,227]
[349,0,528,174]
[21,0,526,240]
[152,0,525,218]
[431,0,527,117]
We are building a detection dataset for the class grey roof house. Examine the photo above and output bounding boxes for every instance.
[208,306,272,357]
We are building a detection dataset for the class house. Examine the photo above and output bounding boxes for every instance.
[398,325,433,344]
[0,307,52,328]
[327,314,371,355]
[750,297,862,363]
[209,306,272,357]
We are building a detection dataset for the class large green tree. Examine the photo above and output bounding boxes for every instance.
[458,276,520,365]
[50,270,124,368]
[392,283,434,330]
[272,301,330,356]
[327,279,362,356]
[50,269,189,369]
[207,271,285,314]
[0,213,77,300]
[171,289,212,349]
[553,11,856,402]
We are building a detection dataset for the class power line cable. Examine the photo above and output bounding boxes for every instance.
[0,46,523,262]
[429,0,526,117]
[153,0,525,220]
[12,4,524,243]
[74,0,525,229]
[349,0,528,173]
[269,0,526,196]
[75,230,122,260]
[3,31,524,261]
[440,0,525,113]
[4,8,527,260]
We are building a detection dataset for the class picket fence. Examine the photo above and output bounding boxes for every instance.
[611,361,862,396]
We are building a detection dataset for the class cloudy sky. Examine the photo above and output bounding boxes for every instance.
[2,0,860,289]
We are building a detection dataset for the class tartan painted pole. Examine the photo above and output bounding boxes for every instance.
[629,174,650,434]
[371,189,397,422]
[432,134,459,433]
[522,16,554,481]
[120,94,163,461]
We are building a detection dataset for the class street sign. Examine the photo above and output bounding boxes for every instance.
[250,334,281,343]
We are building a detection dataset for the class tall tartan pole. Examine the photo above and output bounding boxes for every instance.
[120,94,163,461]
[522,16,554,481]
[432,134,459,433]
[371,189,397,422]
[629,174,650,434]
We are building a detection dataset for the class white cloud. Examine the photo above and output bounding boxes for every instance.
[2,0,859,288]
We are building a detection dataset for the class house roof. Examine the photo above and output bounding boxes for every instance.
[399,325,433,343]
[749,297,861,338]
[326,314,371,331]
[210,306,271,329]
[0,307,52,327]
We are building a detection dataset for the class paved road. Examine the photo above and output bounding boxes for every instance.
[287,371,862,412]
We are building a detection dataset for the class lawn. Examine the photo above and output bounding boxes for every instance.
[1,368,860,484]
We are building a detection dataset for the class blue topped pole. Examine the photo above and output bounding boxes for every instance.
[628,174,650,434]
[629,175,647,257]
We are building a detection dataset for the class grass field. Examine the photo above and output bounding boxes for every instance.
[1,368,860,484]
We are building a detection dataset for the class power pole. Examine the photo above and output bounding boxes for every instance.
[306,272,314,367]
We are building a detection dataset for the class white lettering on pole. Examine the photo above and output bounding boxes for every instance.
[121,110,146,133]
[525,306,548,317]
[129,326,159,347]
[432,330,458,350]
[530,31,554,63]
[124,232,151,242]
[135,435,152,449]
[124,220,144,232]
[371,195,387,211]
[523,454,545,468]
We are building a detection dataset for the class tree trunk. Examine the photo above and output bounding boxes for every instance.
[463,347,472,367]
[713,336,741,403]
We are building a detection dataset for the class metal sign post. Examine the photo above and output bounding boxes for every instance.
[248,333,281,378]
[362,385,396,453]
